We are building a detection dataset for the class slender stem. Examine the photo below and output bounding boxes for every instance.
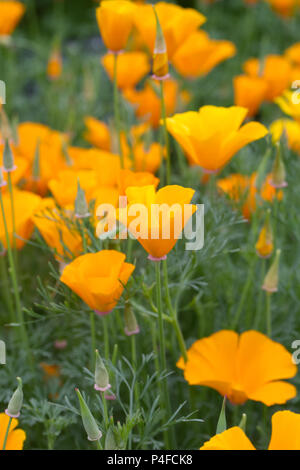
[7,173,18,264]
[113,53,124,168]
[160,81,171,185]
[131,334,140,410]
[102,392,109,429]
[103,315,109,360]
[266,292,272,337]
[96,439,102,450]
[80,219,87,254]
[90,312,96,369]
[253,259,266,330]
[0,255,15,322]
[155,261,171,448]
[162,259,187,362]
[2,417,12,450]
[231,258,256,329]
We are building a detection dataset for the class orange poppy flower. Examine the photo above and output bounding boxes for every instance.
[166,106,268,173]
[201,411,300,450]
[256,225,274,258]
[233,75,268,117]
[0,413,26,450]
[217,172,281,220]
[101,52,150,89]
[60,250,135,315]
[133,2,206,60]
[47,47,63,81]
[32,198,82,261]
[172,31,236,79]
[177,330,297,406]
[48,169,98,209]
[117,184,196,260]
[243,55,292,101]
[83,117,111,151]
[0,188,42,250]
[132,142,164,173]
[270,118,300,153]
[0,1,25,37]
[124,80,178,128]
[96,0,136,53]
[275,90,300,122]
[285,42,300,65]
[266,0,300,17]
[118,169,159,195]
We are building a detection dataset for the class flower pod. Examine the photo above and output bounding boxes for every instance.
[75,388,102,441]
[94,350,111,392]
[3,139,15,172]
[255,209,273,258]
[75,180,90,218]
[270,143,287,188]
[152,6,169,80]
[262,249,281,293]
[105,426,118,450]
[124,304,140,336]
[5,377,23,418]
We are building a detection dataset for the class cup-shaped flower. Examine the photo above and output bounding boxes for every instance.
[117,184,196,259]
[96,0,136,53]
[177,330,297,406]
[0,1,25,37]
[233,75,268,117]
[166,106,268,173]
[270,118,300,153]
[60,250,135,315]
[201,411,300,450]
[0,413,26,450]
[101,52,150,89]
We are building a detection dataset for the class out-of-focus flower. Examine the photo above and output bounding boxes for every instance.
[102,51,150,89]
[177,330,297,406]
[40,363,61,379]
[0,188,41,250]
[275,90,300,122]
[152,4,169,81]
[256,210,273,258]
[32,198,82,260]
[118,169,159,195]
[269,118,300,153]
[243,55,292,101]
[96,0,136,53]
[217,172,282,220]
[262,249,281,293]
[0,413,26,450]
[266,0,300,17]
[201,411,300,450]
[124,80,178,128]
[83,117,111,151]
[0,1,25,37]
[48,169,98,209]
[233,75,268,117]
[47,47,63,81]
[133,2,206,60]
[60,250,135,315]
[166,106,268,173]
[117,185,196,260]
[132,142,164,173]
[172,31,236,79]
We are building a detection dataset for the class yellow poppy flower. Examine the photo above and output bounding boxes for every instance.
[117,184,196,260]
[166,106,268,173]
[172,31,236,79]
[48,169,98,209]
[101,51,150,89]
[47,47,63,81]
[255,225,274,258]
[177,330,296,406]
[60,250,135,315]
[0,1,25,37]
[0,413,26,450]
[233,75,268,117]
[83,117,111,151]
[285,41,300,65]
[0,188,42,250]
[266,0,300,17]
[96,0,136,53]
[118,169,159,196]
[275,90,300,122]
[243,55,292,101]
[201,411,300,450]
[32,198,82,261]
[270,118,300,153]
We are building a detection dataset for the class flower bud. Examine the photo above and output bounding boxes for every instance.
[75,180,90,218]
[124,304,140,336]
[239,413,247,432]
[75,388,102,441]
[270,143,287,188]
[105,426,118,450]
[94,349,111,392]
[255,210,273,258]
[262,249,281,293]
[152,6,169,80]
[3,139,16,172]
[5,377,23,418]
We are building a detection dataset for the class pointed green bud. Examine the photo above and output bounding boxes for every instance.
[94,349,111,392]
[216,396,227,434]
[239,413,247,432]
[32,138,40,181]
[5,377,23,418]
[124,305,140,336]
[152,6,169,79]
[75,179,90,218]
[3,139,16,172]
[270,143,287,188]
[75,388,102,441]
[262,249,281,293]
[105,426,118,450]
[152,6,166,54]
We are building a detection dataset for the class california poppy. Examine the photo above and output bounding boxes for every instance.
[60,250,135,315]
[275,90,300,122]
[166,106,268,173]
[47,47,63,81]
[0,413,26,450]
[101,52,150,89]
[233,75,268,117]
[270,118,300,153]
[118,169,159,195]
[0,1,25,37]
[83,117,111,151]
[48,169,98,209]
[177,330,296,406]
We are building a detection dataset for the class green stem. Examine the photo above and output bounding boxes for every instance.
[162,259,187,362]
[160,81,171,185]
[113,53,123,168]
[266,292,272,337]
[96,439,102,450]
[7,173,17,263]
[131,334,140,410]
[2,417,12,450]
[102,392,109,429]
[90,312,96,369]
[0,255,15,322]
[231,258,256,329]
[103,315,109,361]
[81,219,87,254]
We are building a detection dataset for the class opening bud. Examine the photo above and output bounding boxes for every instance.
[75,388,102,441]
[5,377,23,418]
